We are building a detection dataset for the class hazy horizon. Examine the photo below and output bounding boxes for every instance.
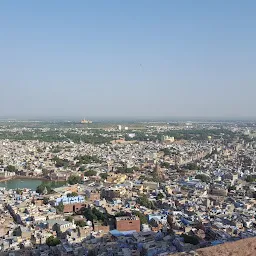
[0,115,256,123]
[1,1,256,118]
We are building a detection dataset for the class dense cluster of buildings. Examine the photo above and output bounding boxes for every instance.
[0,122,255,255]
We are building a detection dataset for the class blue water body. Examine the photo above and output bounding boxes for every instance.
[0,179,43,190]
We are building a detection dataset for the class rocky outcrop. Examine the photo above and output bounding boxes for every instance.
[173,237,256,256]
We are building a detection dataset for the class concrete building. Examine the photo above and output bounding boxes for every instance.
[116,216,140,232]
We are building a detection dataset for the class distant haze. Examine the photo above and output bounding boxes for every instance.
[1,1,256,119]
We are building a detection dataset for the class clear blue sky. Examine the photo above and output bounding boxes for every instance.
[1,1,255,119]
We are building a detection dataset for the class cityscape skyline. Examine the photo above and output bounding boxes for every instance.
[1,115,256,122]
[0,2,256,254]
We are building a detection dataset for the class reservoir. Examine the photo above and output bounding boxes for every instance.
[0,179,43,190]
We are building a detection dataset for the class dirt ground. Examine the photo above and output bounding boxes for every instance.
[173,237,256,256]
[196,237,256,256]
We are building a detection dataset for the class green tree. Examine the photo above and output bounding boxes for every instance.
[132,210,148,224]
[161,162,170,168]
[115,211,129,217]
[65,216,73,222]
[46,236,61,246]
[83,207,107,223]
[83,208,94,222]
[116,166,134,174]
[75,220,87,227]
[56,201,64,213]
[16,189,23,195]
[186,163,198,170]
[67,192,78,197]
[75,155,101,164]
[43,197,49,204]
[246,175,256,182]
[68,175,82,185]
[137,195,156,210]
[84,170,97,176]
[228,185,236,192]
[156,192,164,200]
[42,169,51,177]
[53,157,70,168]
[36,184,46,194]
[6,165,16,172]
[100,173,108,180]
[92,207,106,222]
[78,166,85,172]
[139,175,146,181]
[160,148,171,156]
[195,174,210,183]
[13,227,21,236]
[36,181,67,194]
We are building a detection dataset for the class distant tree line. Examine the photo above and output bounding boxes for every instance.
[0,130,113,144]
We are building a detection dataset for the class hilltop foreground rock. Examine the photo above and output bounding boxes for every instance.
[173,237,256,256]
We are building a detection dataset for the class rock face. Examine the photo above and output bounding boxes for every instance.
[173,237,256,256]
